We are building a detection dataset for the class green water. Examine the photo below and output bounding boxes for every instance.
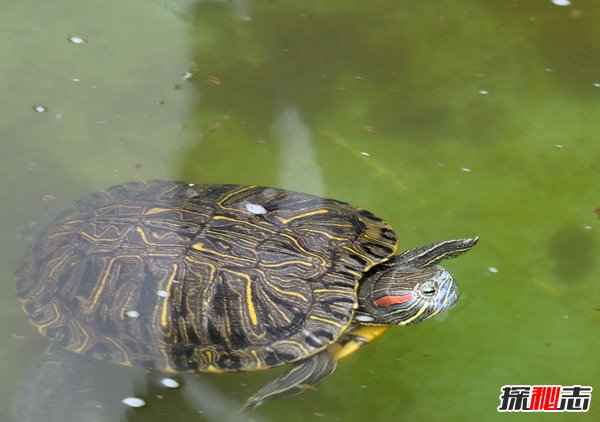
[0,0,598,421]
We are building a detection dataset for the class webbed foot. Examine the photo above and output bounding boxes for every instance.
[242,349,336,410]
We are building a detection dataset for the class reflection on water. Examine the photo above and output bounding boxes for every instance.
[274,106,324,196]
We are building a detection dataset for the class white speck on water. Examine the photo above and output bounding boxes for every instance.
[182,71,193,80]
[245,203,267,215]
[33,105,47,113]
[479,89,489,95]
[551,0,571,6]
[562,314,570,319]
[122,397,146,408]
[584,225,592,230]
[125,310,141,318]
[160,378,180,389]
[360,151,370,156]
[157,289,170,298]
[55,113,63,119]
[68,35,87,44]
[461,167,472,173]
[436,163,444,167]
[72,78,80,82]
[355,315,375,323]
[188,183,195,187]
[593,83,600,88]
[555,144,564,149]
[544,68,553,72]
[488,266,499,274]
[355,75,363,80]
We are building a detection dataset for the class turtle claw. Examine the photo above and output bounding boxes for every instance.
[241,350,336,411]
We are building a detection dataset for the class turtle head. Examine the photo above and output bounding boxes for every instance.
[354,238,478,326]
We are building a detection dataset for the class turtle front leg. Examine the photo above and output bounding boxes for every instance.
[242,349,336,410]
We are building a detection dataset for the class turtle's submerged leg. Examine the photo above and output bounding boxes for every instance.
[242,349,337,410]
[14,343,106,422]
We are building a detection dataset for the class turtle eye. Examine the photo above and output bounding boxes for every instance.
[420,283,437,296]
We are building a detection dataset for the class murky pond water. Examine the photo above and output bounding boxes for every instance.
[1,1,598,421]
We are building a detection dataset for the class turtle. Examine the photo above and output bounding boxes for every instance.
[15,180,478,412]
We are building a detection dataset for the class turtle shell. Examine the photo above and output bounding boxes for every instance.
[16,181,398,372]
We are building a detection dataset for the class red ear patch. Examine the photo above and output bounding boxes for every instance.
[373,294,414,307]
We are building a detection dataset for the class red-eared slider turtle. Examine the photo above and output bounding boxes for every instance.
[16,180,478,410]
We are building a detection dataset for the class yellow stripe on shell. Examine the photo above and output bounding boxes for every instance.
[160,263,179,328]
[211,215,278,234]
[70,319,91,354]
[314,288,355,295]
[309,315,343,328]
[297,228,349,241]
[191,242,254,265]
[260,259,316,269]
[144,207,170,215]
[225,269,258,326]
[47,253,73,280]
[279,233,326,264]
[341,246,376,267]
[36,302,62,331]
[103,336,133,367]
[251,350,264,370]
[205,365,224,374]
[88,255,141,309]
[274,208,329,225]
[262,278,309,302]
[216,185,256,209]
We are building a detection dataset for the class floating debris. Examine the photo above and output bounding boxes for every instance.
[125,310,141,318]
[551,0,571,6]
[68,35,87,45]
[245,203,267,215]
[121,397,146,408]
[33,105,47,113]
[160,378,180,389]
[156,290,170,298]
